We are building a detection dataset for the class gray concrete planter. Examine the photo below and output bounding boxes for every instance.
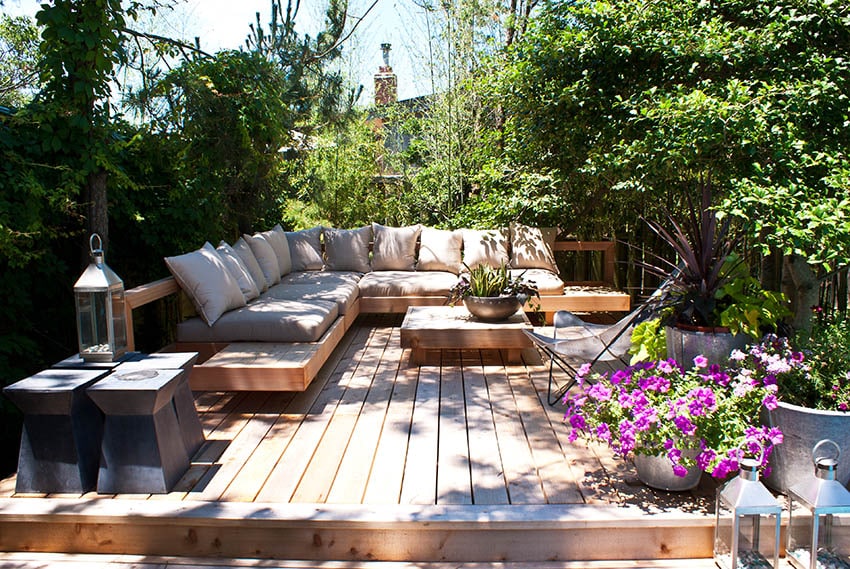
[665,325,750,367]
[764,400,850,494]
[633,450,702,492]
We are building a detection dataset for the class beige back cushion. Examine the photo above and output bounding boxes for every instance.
[418,227,462,274]
[243,233,280,288]
[285,226,325,271]
[216,241,261,302]
[270,225,293,275]
[462,228,510,270]
[164,242,246,326]
[509,222,558,273]
[324,226,372,273]
[372,223,421,271]
[232,237,268,292]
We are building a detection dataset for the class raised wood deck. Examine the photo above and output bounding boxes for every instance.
[0,315,722,564]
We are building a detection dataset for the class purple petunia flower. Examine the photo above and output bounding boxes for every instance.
[672,464,688,477]
[693,355,708,369]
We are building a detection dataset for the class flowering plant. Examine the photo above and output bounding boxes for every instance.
[776,308,850,412]
[563,345,793,479]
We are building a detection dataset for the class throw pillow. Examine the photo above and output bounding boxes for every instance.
[270,224,293,275]
[324,226,372,272]
[509,222,558,273]
[216,241,260,302]
[462,228,510,270]
[285,226,324,271]
[372,223,421,271]
[243,233,281,288]
[164,242,246,326]
[418,227,462,274]
[232,237,268,293]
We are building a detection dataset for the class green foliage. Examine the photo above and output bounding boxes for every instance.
[629,317,667,364]
[484,0,850,262]
[717,276,791,339]
[0,14,40,107]
[448,263,539,305]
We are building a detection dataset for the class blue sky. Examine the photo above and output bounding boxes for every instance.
[3,0,430,102]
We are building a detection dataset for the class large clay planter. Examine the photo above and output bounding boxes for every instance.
[464,295,520,322]
[763,401,850,493]
[633,450,702,491]
[665,325,750,367]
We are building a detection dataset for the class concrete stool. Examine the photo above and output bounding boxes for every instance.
[118,352,204,458]
[87,368,190,494]
[2,368,109,493]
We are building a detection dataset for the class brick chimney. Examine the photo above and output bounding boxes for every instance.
[374,43,397,106]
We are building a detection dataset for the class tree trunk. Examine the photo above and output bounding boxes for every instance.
[782,254,818,335]
[86,169,109,251]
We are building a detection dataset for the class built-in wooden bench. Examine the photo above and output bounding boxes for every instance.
[123,239,629,391]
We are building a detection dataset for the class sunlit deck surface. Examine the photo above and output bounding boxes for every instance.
[0,315,734,567]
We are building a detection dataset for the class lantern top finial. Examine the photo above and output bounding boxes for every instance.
[813,439,841,481]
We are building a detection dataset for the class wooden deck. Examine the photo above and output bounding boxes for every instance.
[0,315,723,564]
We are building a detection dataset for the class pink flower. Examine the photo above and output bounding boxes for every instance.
[693,355,708,369]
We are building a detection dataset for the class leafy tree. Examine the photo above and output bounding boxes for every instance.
[0,15,40,107]
[483,0,850,324]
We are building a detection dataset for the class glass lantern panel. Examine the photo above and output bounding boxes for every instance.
[789,510,850,569]
[76,290,110,357]
[110,287,127,355]
[715,503,735,568]
[715,509,778,568]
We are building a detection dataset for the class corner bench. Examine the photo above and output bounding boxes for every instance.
[124,239,629,392]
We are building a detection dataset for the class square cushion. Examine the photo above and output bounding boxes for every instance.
[509,222,558,273]
[263,226,292,276]
[164,242,246,326]
[462,228,510,270]
[509,268,565,295]
[285,226,325,271]
[372,223,421,271]
[418,227,462,274]
[217,241,260,302]
[324,226,371,273]
[358,270,458,297]
[232,237,268,293]
[243,233,280,288]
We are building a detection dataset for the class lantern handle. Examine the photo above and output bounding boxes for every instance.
[89,233,103,255]
[812,439,840,466]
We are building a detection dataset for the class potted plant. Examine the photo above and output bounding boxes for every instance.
[563,347,791,490]
[641,184,790,365]
[448,263,539,321]
[746,312,850,492]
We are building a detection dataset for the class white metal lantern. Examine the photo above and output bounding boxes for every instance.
[73,234,128,362]
[714,456,782,569]
[787,440,850,569]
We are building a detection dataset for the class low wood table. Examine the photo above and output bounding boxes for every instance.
[399,305,533,364]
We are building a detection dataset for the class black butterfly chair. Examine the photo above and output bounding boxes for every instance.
[525,278,675,406]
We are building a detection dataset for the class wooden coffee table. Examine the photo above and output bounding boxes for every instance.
[399,305,533,364]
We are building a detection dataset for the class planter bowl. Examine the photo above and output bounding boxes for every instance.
[764,400,850,493]
[634,450,702,492]
[665,325,750,367]
[464,296,521,322]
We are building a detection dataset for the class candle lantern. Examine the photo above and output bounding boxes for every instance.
[73,234,127,362]
[714,456,782,569]
[787,440,850,569]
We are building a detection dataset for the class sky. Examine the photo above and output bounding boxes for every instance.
[2,0,432,103]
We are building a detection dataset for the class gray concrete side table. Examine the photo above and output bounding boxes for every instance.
[87,368,190,494]
[2,368,110,494]
[118,352,204,458]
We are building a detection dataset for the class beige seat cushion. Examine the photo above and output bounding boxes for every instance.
[281,270,363,286]
[359,270,457,297]
[176,298,338,343]
[462,228,510,270]
[509,268,565,295]
[165,242,246,326]
[262,280,360,314]
[243,233,281,288]
[510,222,558,273]
[232,237,268,293]
[418,227,462,274]
[372,223,421,271]
[217,241,260,302]
[324,226,371,273]
[285,226,324,271]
